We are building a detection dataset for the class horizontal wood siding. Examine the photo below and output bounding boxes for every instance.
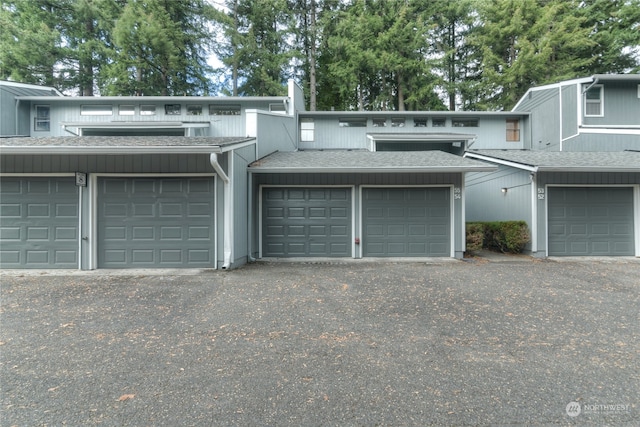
[1,154,214,173]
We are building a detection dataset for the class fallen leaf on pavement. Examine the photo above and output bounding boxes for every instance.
[118,394,135,401]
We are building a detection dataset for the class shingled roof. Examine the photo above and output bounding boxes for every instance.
[465,150,640,172]
[249,150,497,173]
[0,136,255,154]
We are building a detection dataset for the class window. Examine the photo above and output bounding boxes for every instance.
[300,118,314,142]
[118,105,135,116]
[391,118,405,128]
[584,85,603,116]
[414,117,428,127]
[506,119,520,142]
[339,117,367,127]
[34,105,50,131]
[165,104,181,115]
[186,105,203,116]
[452,118,478,127]
[432,118,446,127]
[81,105,112,115]
[209,104,240,115]
[140,105,156,115]
[373,118,387,127]
[270,103,287,113]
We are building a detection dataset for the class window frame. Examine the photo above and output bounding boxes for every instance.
[34,105,50,131]
[186,105,203,116]
[338,117,367,127]
[451,118,479,128]
[80,104,113,116]
[506,118,520,142]
[372,118,387,127]
[209,104,241,115]
[118,105,135,116]
[300,117,315,142]
[432,118,446,127]
[584,84,604,117]
[413,117,428,127]
[164,104,182,115]
[140,105,157,116]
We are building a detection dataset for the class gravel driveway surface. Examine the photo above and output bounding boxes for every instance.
[1,260,638,426]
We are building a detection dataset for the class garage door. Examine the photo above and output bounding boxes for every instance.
[548,187,634,256]
[362,187,450,257]
[98,177,215,267]
[0,177,79,268]
[262,187,351,257]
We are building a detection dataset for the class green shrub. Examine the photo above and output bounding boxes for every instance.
[466,221,530,254]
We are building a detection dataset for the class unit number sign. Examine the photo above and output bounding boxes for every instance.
[537,188,545,200]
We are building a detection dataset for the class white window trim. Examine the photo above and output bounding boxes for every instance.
[583,84,604,117]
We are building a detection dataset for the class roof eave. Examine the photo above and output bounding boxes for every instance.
[249,166,497,174]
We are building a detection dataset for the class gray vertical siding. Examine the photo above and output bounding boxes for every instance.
[253,111,297,157]
[582,81,640,127]
[561,85,578,140]
[299,115,527,151]
[231,144,256,267]
[562,133,640,152]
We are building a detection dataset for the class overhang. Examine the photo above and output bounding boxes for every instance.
[249,150,497,174]
[0,136,256,155]
[367,132,477,142]
[465,150,640,173]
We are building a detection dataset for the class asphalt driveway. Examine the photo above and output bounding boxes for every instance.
[1,259,638,426]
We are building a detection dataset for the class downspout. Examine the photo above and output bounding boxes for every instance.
[210,153,232,269]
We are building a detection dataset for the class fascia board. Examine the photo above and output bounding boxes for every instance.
[0,146,225,155]
[464,152,538,172]
[248,166,498,174]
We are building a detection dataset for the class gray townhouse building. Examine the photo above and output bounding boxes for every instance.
[1,74,638,270]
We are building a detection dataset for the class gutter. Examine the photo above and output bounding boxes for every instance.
[210,153,232,270]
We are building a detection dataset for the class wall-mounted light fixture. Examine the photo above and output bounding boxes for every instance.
[501,187,508,194]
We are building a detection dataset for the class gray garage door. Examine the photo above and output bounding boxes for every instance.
[98,177,215,267]
[363,187,450,257]
[0,177,79,268]
[262,187,351,257]
[548,187,634,256]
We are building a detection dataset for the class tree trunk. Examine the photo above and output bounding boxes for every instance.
[309,0,317,111]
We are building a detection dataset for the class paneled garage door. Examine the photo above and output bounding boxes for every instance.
[548,187,634,256]
[262,187,351,257]
[362,187,450,257]
[98,177,215,268]
[0,177,79,268]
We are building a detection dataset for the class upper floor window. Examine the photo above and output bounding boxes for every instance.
[373,118,387,127]
[391,118,405,127]
[584,85,603,116]
[81,105,112,115]
[414,117,428,127]
[300,118,314,142]
[452,118,478,127]
[432,117,446,127]
[270,103,287,114]
[165,104,181,115]
[186,105,203,116]
[118,105,135,116]
[339,117,367,127]
[34,105,50,131]
[210,104,240,115]
[140,105,156,115]
[506,119,520,142]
